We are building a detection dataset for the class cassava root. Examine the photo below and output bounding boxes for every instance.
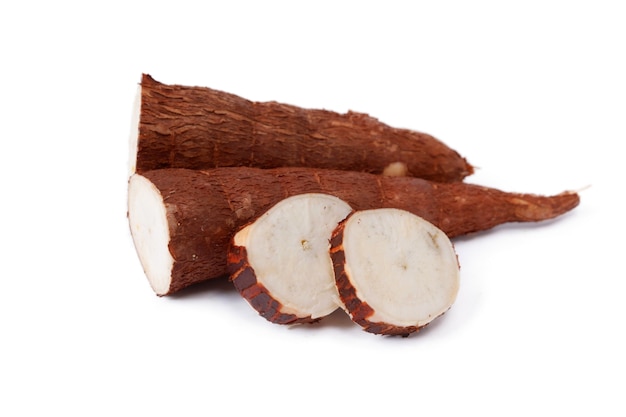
[127,166,579,296]
[130,74,473,182]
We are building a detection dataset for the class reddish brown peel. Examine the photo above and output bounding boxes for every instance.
[132,74,473,182]
[330,227,389,333]
[331,228,417,336]
[228,245,315,324]
[226,193,351,324]
[127,166,579,295]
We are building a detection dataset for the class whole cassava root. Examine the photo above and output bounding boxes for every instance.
[130,74,473,182]
[127,166,579,296]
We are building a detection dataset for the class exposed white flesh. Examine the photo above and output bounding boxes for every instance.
[234,193,353,320]
[341,208,460,328]
[127,174,174,296]
[127,84,141,176]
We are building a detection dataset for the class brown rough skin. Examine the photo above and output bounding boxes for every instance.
[228,245,319,325]
[135,74,473,183]
[131,166,580,295]
[329,218,425,337]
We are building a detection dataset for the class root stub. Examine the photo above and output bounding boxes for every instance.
[331,208,461,336]
[228,194,353,323]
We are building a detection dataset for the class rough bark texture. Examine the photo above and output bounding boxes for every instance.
[135,74,473,182]
[228,245,318,325]
[129,167,579,295]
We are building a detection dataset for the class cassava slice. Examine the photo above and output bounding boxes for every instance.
[127,167,579,295]
[228,194,352,324]
[130,74,473,182]
[330,209,461,336]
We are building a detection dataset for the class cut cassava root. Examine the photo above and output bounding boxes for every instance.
[228,194,352,324]
[130,74,473,182]
[330,209,460,336]
[127,166,579,296]
[228,197,461,334]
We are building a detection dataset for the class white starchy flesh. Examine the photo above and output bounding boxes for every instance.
[128,174,174,295]
[127,85,141,176]
[342,208,460,328]
[234,193,353,319]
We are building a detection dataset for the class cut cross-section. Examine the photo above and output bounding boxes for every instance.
[331,208,460,336]
[128,174,175,295]
[228,193,353,324]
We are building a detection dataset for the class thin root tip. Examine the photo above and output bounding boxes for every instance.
[565,184,592,194]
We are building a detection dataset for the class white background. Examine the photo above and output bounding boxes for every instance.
[2,1,624,415]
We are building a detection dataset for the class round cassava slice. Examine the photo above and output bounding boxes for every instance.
[330,208,461,336]
[228,193,353,324]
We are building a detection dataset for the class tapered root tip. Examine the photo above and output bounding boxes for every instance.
[512,190,580,222]
[462,158,474,178]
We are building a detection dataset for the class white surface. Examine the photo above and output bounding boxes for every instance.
[1,1,624,416]
[128,174,174,295]
[342,208,460,328]
[237,193,351,319]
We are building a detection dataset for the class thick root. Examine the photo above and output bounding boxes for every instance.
[128,167,579,295]
[133,74,474,182]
